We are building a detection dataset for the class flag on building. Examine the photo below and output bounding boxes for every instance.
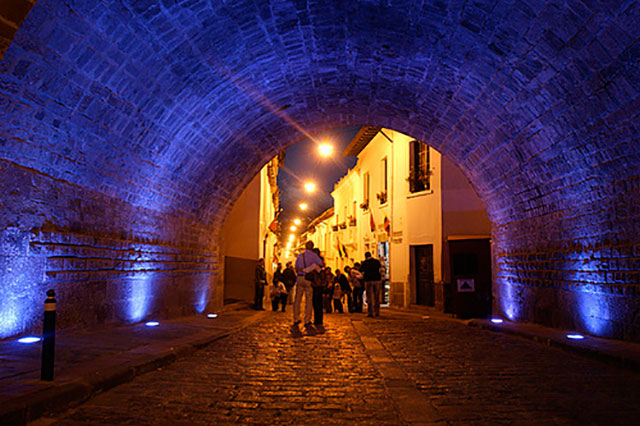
[383,214,390,236]
[341,243,348,258]
[268,209,281,234]
[336,239,343,258]
[369,212,375,232]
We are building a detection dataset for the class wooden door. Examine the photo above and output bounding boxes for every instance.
[414,244,434,306]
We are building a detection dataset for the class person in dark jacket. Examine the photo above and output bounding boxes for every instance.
[273,263,283,286]
[349,263,365,313]
[361,252,382,317]
[281,262,297,305]
[254,258,267,310]
[335,268,351,313]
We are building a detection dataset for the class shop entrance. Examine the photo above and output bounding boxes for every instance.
[377,241,390,305]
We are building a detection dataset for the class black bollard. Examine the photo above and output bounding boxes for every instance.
[41,289,56,381]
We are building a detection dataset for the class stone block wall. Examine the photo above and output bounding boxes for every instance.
[0,159,220,338]
[0,0,638,341]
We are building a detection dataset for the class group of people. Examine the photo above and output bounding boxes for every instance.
[255,240,384,330]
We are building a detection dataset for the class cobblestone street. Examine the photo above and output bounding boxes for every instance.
[38,310,640,425]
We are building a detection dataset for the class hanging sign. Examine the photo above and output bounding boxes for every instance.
[457,278,475,292]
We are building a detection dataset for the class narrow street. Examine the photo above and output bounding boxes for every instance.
[37,310,639,425]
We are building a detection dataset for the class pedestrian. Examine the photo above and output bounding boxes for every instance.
[254,258,267,310]
[349,263,365,313]
[281,261,297,304]
[293,241,324,328]
[361,252,382,317]
[332,274,344,313]
[323,267,334,314]
[273,263,283,288]
[335,268,351,312]
[269,279,287,312]
[311,249,327,325]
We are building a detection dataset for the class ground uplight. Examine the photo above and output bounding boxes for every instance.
[18,336,41,344]
[566,333,585,340]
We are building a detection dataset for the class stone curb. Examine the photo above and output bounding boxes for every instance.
[468,319,640,373]
[0,310,265,426]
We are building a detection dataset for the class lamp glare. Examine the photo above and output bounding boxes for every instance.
[318,143,334,158]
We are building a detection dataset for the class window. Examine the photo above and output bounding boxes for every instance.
[363,172,370,206]
[378,157,388,204]
[382,157,388,192]
[409,140,430,193]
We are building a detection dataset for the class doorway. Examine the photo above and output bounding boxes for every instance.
[377,241,389,305]
[448,238,491,318]
[412,244,434,306]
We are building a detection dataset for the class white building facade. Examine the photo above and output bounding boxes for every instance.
[308,128,492,315]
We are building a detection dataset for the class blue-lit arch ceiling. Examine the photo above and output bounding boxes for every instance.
[0,0,639,340]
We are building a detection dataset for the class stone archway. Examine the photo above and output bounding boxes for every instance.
[0,0,638,340]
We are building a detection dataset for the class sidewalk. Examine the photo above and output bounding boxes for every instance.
[391,304,640,373]
[0,302,265,425]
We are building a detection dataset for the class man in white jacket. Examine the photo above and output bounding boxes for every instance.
[293,241,324,327]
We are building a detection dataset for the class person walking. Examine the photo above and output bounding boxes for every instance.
[311,249,327,325]
[281,262,297,304]
[361,252,382,317]
[332,274,344,313]
[322,267,334,314]
[335,268,351,313]
[293,241,323,328]
[349,263,365,313]
[254,258,267,310]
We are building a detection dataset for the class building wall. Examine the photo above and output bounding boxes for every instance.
[387,130,444,306]
[221,160,279,303]
[316,129,489,309]
[441,155,492,284]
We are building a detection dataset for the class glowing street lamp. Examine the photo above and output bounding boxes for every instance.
[288,234,295,242]
[299,203,308,211]
[304,181,317,193]
[293,218,301,226]
[318,142,334,158]
[290,225,297,231]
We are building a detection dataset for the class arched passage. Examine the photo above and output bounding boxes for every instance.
[0,0,638,340]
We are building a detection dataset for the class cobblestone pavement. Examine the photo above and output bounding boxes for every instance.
[37,310,640,425]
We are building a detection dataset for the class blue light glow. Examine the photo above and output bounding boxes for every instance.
[498,279,521,321]
[207,313,218,319]
[126,276,152,323]
[569,252,612,337]
[193,276,211,314]
[145,321,159,327]
[0,253,43,339]
[18,336,41,343]
[491,318,504,324]
[575,290,611,336]
[566,334,585,340]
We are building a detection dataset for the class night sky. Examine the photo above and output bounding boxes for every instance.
[277,126,360,240]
